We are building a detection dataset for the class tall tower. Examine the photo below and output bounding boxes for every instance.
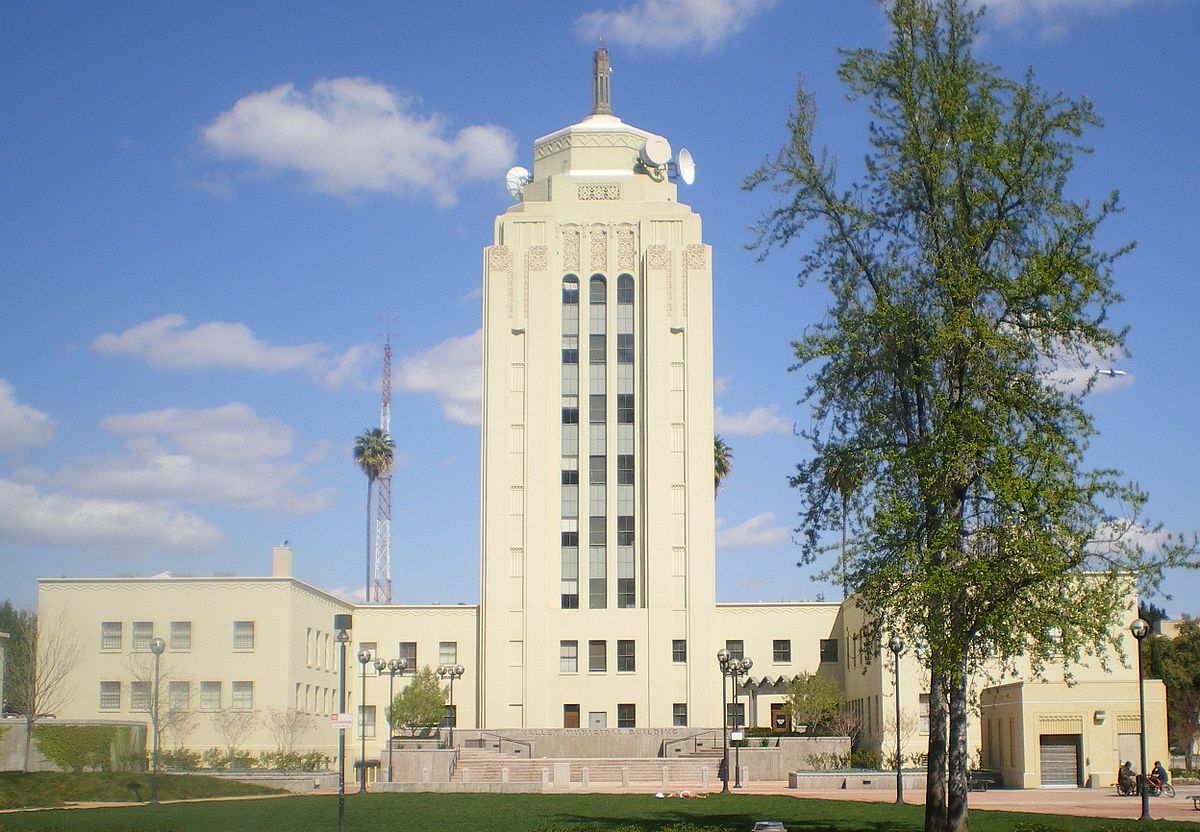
[478,50,717,729]
[374,338,393,604]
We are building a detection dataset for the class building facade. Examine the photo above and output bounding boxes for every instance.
[33,51,1166,788]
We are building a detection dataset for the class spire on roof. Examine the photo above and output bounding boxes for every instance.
[592,45,612,115]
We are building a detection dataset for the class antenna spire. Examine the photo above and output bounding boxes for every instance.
[373,337,393,604]
[592,45,612,115]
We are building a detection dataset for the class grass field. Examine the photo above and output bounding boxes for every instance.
[2,791,1197,832]
[0,772,282,809]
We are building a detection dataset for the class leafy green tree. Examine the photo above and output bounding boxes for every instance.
[1160,617,1200,771]
[387,666,446,733]
[784,672,844,736]
[353,427,394,603]
[714,435,733,494]
[747,1,1196,830]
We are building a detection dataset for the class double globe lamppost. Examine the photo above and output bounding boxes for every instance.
[382,657,408,782]
[356,648,373,793]
[436,664,466,748]
[716,649,753,792]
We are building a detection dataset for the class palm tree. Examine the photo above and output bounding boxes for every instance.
[353,428,394,603]
[714,435,734,495]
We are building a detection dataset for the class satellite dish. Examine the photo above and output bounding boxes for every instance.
[675,147,696,185]
[505,166,532,201]
[638,136,672,169]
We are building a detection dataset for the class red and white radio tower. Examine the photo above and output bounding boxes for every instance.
[373,338,393,604]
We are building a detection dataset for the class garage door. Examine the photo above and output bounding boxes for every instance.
[1040,735,1080,786]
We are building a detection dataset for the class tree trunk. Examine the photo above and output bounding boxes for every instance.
[948,670,970,832]
[22,715,34,772]
[924,666,949,832]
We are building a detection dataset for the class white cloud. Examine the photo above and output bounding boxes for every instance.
[713,375,731,395]
[202,77,516,205]
[92,314,371,389]
[396,330,482,426]
[714,404,791,436]
[0,379,55,451]
[970,0,1150,38]
[716,511,790,550]
[0,477,222,553]
[61,403,332,514]
[1040,343,1133,395]
[577,0,780,51]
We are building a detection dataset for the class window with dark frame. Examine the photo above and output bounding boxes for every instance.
[617,639,635,672]
[672,639,687,663]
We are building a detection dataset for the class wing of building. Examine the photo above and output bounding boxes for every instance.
[32,50,1166,790]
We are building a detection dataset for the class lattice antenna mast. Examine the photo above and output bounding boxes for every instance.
[373,338,393,604]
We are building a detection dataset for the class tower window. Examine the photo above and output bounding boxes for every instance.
[617,333,634,364]
[563,276,579,304]
[617,394,634,424]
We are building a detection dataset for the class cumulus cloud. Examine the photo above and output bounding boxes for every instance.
[63,403,332,514]
[0,380,55,451]
[396,330,482,426]
[970,0,1150,38]
[714,404,791,436]
[716,511,790,550]
[577,0,779,51]
[92,314,371,389]
[0,477,222,553]
[202,77,516,205]
[1039,342,1133,395]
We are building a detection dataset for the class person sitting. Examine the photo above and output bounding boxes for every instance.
[1118,761,1137,794]
[1148,760,1168,792]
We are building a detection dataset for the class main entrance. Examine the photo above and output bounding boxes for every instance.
[1039,734,1081,786]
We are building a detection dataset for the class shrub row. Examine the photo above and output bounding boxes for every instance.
[161,748,330,772]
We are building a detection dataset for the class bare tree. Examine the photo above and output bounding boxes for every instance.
[163,707,197,752]
[881,709,921,769]
[7,610,81,771]
[210,708,258,760]
[828,706,865,749]
[265,707,313,755]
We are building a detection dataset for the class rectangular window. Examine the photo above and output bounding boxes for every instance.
[588,640,607,673]
[617,455,634,485]
[617,577,635,609]
[439,641,457,666]
[233,621,255,650]
[561,483,578,518]
[100,681,121,711]
[399,642,417,670]
[672,703,688,727]
[101,621,122,651]
[617,639,635,672]
[561,469,579,485]
[589,394,606,423]
[773,639,792,663]
[919,693,930,734]
[617,703,636,729]
[131,681,150,711]
[725,639,744,660]
[726,702,745,728]
[590,334,606,364]
[561,537,579,609]
[564,704,580,728]
[359,704,376,738]
[617,515,634,546]
[562,347,578,364]
[617,393,634,423]
[672,639,687,663]
[561,405,579,424]
[442,704,457,728]
[617,332,634,364]
[360,642,378,670]
[232,681,254,710]
[200,681,221,711]
[132,621,153,651]
[560,640,578,673]
[589,516,606,546]
[819,638,839,663]
[589,455,606,484]
[170,621,192,651]
[168,681,190,711]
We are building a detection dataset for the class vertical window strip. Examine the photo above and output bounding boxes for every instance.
[562,276,581,610]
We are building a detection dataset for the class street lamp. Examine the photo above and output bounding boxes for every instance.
[1131,617,1152,822]
[333,614,352,832]
[384,658,407,782]
[436,664,466,748]
[357,648,372,793]
[717,649,731,794]
[149,637,165,804]
[729,657,753,788]
[888,635,905,805]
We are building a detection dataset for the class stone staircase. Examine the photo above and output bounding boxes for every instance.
[451,748,725,787]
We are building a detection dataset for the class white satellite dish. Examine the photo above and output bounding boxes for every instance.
[505,166,532,201]
[674,147,696,185]
[638,136,672,169]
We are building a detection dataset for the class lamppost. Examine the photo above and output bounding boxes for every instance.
[1131,617,1152,822]
[436,664,466,748]
[717,649,731,793]
[888,635,905,805]
[385,658,407,782]
[333,614,352,832]
[730,657,753,789]
[149,637,165,804]
[357,648,372,793]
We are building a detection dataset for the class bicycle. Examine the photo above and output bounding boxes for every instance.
[1148,778,1176,798]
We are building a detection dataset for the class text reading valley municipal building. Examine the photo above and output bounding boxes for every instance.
[34,51,1166,790]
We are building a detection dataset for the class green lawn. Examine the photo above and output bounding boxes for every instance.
[1,792,1196,832]
[0,772,282,810]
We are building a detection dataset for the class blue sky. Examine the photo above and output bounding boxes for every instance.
[2,0,1198,615]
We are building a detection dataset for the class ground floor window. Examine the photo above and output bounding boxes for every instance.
[672,703,687,726]
[564,704,580,728]
[617,703,636,728]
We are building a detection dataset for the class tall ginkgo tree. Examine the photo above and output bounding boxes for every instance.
[353,427,393,603]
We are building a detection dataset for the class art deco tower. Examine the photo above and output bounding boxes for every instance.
[479,49,717,729]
